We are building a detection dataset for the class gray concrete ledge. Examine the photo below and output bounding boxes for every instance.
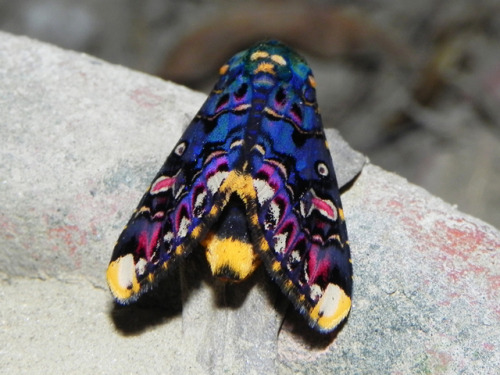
[1,32,499,374]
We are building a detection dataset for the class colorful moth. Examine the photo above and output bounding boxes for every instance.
[106,41,352,333]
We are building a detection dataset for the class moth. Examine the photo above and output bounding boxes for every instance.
[106,41,352,333]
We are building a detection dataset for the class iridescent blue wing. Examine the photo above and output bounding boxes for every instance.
[106,51,255,302]
[243,42,352,332]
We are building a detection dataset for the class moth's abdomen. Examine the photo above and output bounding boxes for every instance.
[203,195,260,282]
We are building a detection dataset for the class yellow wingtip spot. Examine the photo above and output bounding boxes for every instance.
[204,233,259,281]
[309,284,351,332]
[106,254,141,301]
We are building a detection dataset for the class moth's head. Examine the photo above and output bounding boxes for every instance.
[215,40,317,101]
[246,40,309,80]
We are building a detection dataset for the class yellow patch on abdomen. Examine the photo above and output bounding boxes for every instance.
[203,233,260,281]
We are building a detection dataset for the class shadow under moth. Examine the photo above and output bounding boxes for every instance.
[106,41,352,333]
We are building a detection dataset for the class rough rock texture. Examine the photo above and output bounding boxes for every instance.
[0,32,498,374]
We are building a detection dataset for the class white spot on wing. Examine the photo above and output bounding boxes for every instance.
[264,201,280,230]
[174,142,187,156]
[300,201,306,217]
[135,258,147,276]
[273,233,288,254]
[290,250,301,263]
[164,231,173,244]
[118,254,135,289]
[253,179,275,205]
[194,190,207,216]
[304,259,309,283]
[207,171,229,194]
[310,284,322,302]
[174,184,185,199]
[318,283,342,318]
[178,216,191,238]
[317,162,329,177]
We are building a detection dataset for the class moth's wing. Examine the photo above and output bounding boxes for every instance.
[253,81,352,333]
[106,99,247,303]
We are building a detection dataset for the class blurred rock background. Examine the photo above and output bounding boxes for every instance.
[2,0,499,229]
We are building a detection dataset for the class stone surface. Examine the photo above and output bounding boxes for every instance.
[0,32,499,374]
